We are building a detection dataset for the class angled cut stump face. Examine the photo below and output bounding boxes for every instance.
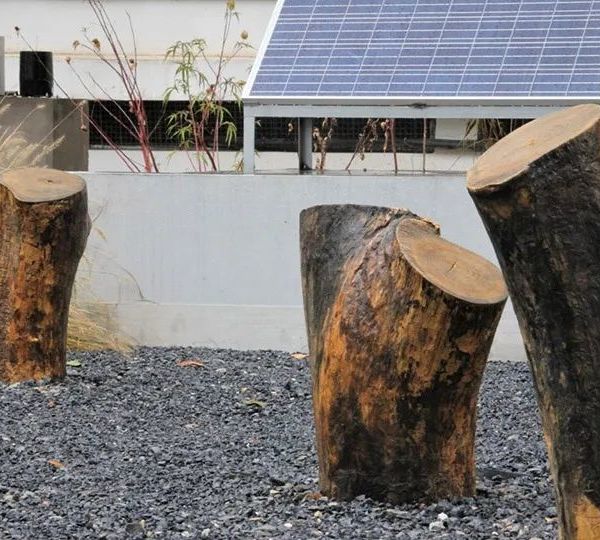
[300,205,507,504]
[0,168,90,383]
[468,103,600,540]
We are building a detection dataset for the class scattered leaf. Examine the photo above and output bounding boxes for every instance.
[176,359,205,368]
[66,359,82,367]
[291,352,308,360]
[243,399,266,409]
[302,491,324,501]
[125,521,145,535]
[48,459,65,470]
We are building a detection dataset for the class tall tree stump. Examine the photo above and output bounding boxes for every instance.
[468,103,600,540]
[300,205,507,503]
[0,168,90,383]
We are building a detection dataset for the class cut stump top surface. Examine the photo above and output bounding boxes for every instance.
[396,219,508,305]
[0,168,86,203]
[467,103,600,192]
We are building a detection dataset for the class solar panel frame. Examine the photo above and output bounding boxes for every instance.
[243,0,600,106]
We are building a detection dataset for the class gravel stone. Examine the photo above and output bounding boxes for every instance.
[0,348,555,539]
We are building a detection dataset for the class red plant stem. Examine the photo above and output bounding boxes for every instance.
[68,65,140,140]
[19,31,143,171]
[346,118,373,170]
[211,10,232,164]
[86,0,158,172]
[198,102,217,171]
[187,102,202,172]
[390,119,398,174]
[422,119,428,173]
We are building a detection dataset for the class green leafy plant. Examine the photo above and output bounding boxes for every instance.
[164,0,251,171]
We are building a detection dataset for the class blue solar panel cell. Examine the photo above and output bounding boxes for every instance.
[248,0,600,98]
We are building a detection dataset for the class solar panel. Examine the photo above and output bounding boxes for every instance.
[246,0,600,99]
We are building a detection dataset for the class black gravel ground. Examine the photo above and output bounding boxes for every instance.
[0,348,556,539]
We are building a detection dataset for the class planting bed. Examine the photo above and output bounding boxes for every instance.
[0,347,555,539]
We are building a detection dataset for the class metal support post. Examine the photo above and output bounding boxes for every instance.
[298,117,313,171]
[243,112,256,174]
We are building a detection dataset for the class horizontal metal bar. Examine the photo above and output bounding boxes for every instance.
[244,95,599,106]
[243,103,575,119]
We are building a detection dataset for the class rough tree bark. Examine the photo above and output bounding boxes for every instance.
[0,168,90,383]
[467,103,600,540]
[300,204,507,504]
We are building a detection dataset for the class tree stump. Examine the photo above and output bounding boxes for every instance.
[300,204,507,503]
[467,103,600,540]
[0,168,90,383]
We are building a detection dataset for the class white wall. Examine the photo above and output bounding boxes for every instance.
[1,0,274,99]
[80,172,526,360]
[88,147,480,173]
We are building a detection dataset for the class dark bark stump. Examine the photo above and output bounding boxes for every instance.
[0,168,90,383]
[467,103,600,540]
[300,204,507,504]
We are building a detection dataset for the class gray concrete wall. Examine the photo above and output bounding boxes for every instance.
[0,96,88,170]
[80,172,526,360]
[53,99,89,171]
[1,97,54,167]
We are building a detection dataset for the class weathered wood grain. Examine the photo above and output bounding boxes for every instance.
[0,168,90,382]
[468,103,600,540]
[300,204,507,503]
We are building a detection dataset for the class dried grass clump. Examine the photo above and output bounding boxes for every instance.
[0,101,64,172]
[67,261,136,354]
[464,119,530,151]
[67,303,133,354]
[0,98,134,353]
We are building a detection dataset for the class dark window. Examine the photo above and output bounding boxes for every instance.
[89,100,436,152]
[256,118,436,153]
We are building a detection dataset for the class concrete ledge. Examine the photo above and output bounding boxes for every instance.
[110,301,524,361]
[114,302,308,351]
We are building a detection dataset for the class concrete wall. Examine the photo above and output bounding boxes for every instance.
[0,36,5,95]
[53,98,90,171]
[1,0,274,100]
[88,147,480,173]
[0,96,88,170]
[80,172,526,360]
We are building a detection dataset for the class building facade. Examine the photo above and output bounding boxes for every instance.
[1,0,272,100]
